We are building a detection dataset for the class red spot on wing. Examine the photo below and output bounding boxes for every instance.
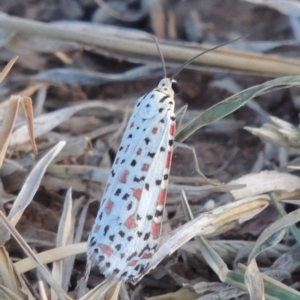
[105,200,114,214]
[127,260,138,266]
[152,127,158,134]
[152,223,161,239]
[169,124,175,136]
[125,217,138,229]
[99,244,113,257]
[125,145,130,153]
[165,151,172,169]
[93,224,100,233]
[133,188,142,200]
[158,189,167,205]
[120,170,129,183]
[142,164,149,171]
[136,148,142,155]
[130,122,134,128]
[141,253,153,259]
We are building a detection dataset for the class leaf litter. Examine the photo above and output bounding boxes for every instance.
[1,1,300,299]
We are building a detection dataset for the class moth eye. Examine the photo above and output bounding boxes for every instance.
[171,81,180,94]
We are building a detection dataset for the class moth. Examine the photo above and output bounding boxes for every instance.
[87,36,240,282]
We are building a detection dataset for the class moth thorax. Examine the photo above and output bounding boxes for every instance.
[156,78,175,96]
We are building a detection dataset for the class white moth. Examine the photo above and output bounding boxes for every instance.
[87,36,239,282]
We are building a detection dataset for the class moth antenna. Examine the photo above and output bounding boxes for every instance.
[170,35,247,81]
[151,35,167,78]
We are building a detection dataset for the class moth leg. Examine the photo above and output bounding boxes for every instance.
[175,104,187,129]
[174,142,220,185]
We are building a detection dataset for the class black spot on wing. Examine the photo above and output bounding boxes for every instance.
[155,180,162,186]
[148,152,155,158]
[127,251,137,261]
[122,193,130,200]
[104,225,109,236]
[127,201,133,211]
[159,95,169,103]
[144,232,150,240]
[138,244,150,257]
[115,188,121,196]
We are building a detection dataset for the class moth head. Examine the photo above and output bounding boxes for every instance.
[156,78,179,96]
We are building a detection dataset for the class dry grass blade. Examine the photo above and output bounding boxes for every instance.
[21,96,38,154]
[61,193,84,292]
[78,279,120,300]
[56,188,73,248]
[14,243,86,274]
[141,190,300,299]
[248,208,300,262]
[0,95,36,168]
[245,116,300,149]
[245,259,265,300]
[52,188,73,298]
[0,248,35,299]
[7,141,66,226]
[0,56,18,83]
[1,13,300,76]
[147,288,198,300]
[0,211,71,300]
[181,190,229,281]
[138,196,269,282]
[238,263,300,300]
[9,102,119,146]
[0,96,21,168]
[229,171,300,200]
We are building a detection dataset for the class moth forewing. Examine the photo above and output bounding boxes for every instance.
[87,78,176,281]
